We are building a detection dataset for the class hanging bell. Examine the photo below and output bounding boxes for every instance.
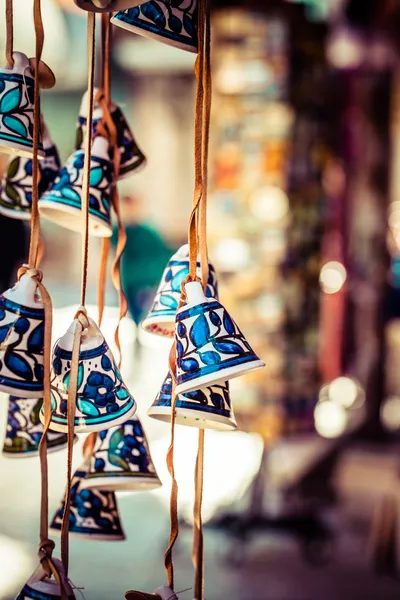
[39,135,113,237]
[0,120,60,220]
[16,558,75,600]
[112,2,199,53]
[175,281,265,394]
[40,316,136,433]
[0,273,44,398]
[148,372,236,431]
[2,396,73,457]
[76,88,146,180]
[74,0,143,13]
[142,244,218,338]
[50,462,125,541]
[0,52,44,158]
[80,416,161,491]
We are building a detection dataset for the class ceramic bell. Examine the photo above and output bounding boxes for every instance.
[142,244,218,338]
[2,396,72,457]
[76,89,146,180]
[148,372,236,431]
[0,51,44,158]
[40,316,136,433]
[81,416,161,491]
[112,1,198,53]
[39,135,113,237]
[50,462,125,541]
[0,120,60,220]
[0,273,44,398]
[126,587,178,600]
[74,0,143,13]
[16,558,75,599]
[175,281,265,394]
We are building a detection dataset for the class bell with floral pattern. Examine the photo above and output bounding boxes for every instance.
[50,461,125,541]
[175,281,265,394]
[16,558,75,600]
[80,416,161,491]
[0,273,45,398]
[76,88,146,180]
[40,317,136,433]
[142,244,218,338]
[0,120,60,220]
[148,372,236,431]
[112,1,198,53]
[39,135,113,237]
[74,0,143,13]
[0,51,44,158]
[2,396,72,457]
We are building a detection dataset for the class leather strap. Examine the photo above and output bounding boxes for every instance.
[5,0,13,67]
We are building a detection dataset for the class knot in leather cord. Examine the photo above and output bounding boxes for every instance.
[38,538,56,577]
[18,265,43,282]
[74,306,90,330]
[180,274,201,298]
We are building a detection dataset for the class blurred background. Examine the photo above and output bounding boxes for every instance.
[3,0,400,598]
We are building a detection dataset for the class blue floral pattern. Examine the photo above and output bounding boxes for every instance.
[112,0,198,52]
[44,332,136,433]
[83,417,161,490]
[16,585,75,600]
[76,104,146,180]
[39,149,113,235]
[175,298,263,393]
[3,396,69,457]
[142,245,218,337]
[0,71,44,155]
[0,292,45,396]
[50,463,125,540]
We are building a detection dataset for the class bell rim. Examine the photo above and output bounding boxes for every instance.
[0,203,31,220]
[0,139,45,159]
[0,382,43,398]
[40,400,137,433]
[175,358,265,395]
[39,198,112,238]
[148,405,237,431]
[141,314,175,337]
[49,526,126,541]
[111,14,199,54]
[79,473,162,492]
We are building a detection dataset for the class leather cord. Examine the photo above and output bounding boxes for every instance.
[5,0,13,67]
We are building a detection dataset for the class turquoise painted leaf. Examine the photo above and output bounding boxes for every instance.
[160,294,178,309]
[3,115,27,138]
[61,187,80,203]
[63,370,70,391]
[109,427,124,450]
[213,341,243,355]
[180,358,199,373]
[189,313,210,348]
[5,351,33,380]
[116,386,130,400]
[0,86,22,113]
[199,351,221,365]
[171,268,188,293]
[77,363,84,388]
[109,452,130,471]
[77,398,100,416]
[89,166,103,187]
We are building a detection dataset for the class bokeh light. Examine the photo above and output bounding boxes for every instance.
[250,186,289,223]
[213,238,252,272]
[328,376,359,409]
[314,400,348,438]
[381,396,400,432]
[319,261,347,294]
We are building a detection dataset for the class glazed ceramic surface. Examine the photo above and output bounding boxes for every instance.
[0,52,44,158]
[76,90,146,180]
[149,372,236,431]
[16,559,75,600]
[3,396,69,457]
[39,138,113,237]
[0,275,44,398]
[112,1,198,53]
[50,462,125,540]
[174,282,265,394]
[81,417,161,491]
[42,318,136,433]
[142,244,218,337]
[74,0,143,13]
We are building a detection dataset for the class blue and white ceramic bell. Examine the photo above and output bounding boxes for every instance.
[40,317,136,433]
[142,244,218,338]
[0,52,44,158]
[80,416,161,491]
[148,372,236,431]
[39,135,113,237]
[74,0,143,13]
[76,89,146,180]
[16,559,75,600]
[112,0,199,53]
[50,462,125,541]
[175,281,265,394]
[0,120,60,220]
[2,396,71,457]
[0,274,44,398]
